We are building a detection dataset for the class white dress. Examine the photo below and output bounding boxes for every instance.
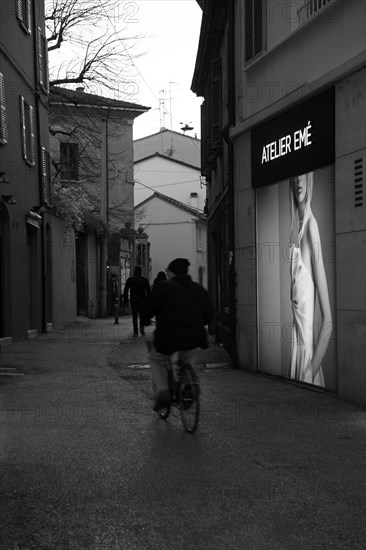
[289,242,325,387]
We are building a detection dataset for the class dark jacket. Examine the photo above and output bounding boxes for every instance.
[140,274,214,355]
[123,275,150,305]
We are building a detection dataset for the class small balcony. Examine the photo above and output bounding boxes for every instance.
[296,0,338,28]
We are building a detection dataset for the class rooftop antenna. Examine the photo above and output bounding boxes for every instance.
[159,89,166,131]
[159,89,167,153]
[180,122,194,135]
[164,81,178,157]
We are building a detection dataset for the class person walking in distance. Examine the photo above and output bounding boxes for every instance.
[152,270,167,290]
[140,258,214,411]
[123,265,151,337]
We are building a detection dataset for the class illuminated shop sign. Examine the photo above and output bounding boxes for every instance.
[261,121,312,164]
[252,88,335,187]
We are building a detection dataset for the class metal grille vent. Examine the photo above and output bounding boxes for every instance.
[354,158,364,208]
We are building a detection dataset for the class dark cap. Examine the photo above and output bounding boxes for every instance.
[167,258,190,275]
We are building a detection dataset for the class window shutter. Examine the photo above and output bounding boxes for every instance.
[210,57,222,151]
[20,96,27,160]
[16,0,23,21]
[60,142,79,180]
[201,100,211,179]
[41,147,48,202]
[245,0,265,62]
[29,104,36,165]
[72,144,79,180]
[0,74,8,145]
[44,35,49,92]
[245,0,254,61]
[26,0,32,33]
[37,27,44,87]
[354,157,364,208]
[37,27,49,92]
[48,152,52,202]
[253,0,263,56]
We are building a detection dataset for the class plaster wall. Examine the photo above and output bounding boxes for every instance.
[238,0,366,122]
[134,130,201,167]
[134,156,204,211]
[135,197,207,286]
[51,219,77,327]
[234,132,257,371]
[335,70,366,405]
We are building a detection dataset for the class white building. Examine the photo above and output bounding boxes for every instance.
[135,191,207,287]
[134,129,207,286]
[134,153,205,211]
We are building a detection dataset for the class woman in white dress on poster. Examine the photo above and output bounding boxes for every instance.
[289,171,332,386]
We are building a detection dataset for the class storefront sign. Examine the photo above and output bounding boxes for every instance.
[252,88,335,186]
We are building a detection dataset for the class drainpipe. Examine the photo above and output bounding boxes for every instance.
[222,0,237,366]
[32,1,47,333]
[99,110,110,317]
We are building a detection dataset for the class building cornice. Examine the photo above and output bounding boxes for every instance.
[49,85,150,118]
[230,51,366,140]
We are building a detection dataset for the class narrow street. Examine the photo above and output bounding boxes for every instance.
[0,317,365,550]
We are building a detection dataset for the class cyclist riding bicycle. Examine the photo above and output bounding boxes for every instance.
[140,258,214,412]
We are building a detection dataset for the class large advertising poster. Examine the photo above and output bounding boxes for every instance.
[257,166,337,392]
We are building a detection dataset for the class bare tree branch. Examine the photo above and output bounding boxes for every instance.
[45,0,143,94]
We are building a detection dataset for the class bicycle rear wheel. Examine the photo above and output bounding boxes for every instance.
[178,364,200,433]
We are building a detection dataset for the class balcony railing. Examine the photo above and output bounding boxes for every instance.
[297,0,337,27]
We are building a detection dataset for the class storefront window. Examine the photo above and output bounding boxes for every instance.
[256,166,337,391]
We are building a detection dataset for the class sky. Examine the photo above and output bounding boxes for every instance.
[48,0,203,141]
[121,0,203,140]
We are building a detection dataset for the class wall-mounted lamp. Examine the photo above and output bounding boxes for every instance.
[0,172,10,184]
[1,194,17,205]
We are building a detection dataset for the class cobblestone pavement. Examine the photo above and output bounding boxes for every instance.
[0,316,365,550]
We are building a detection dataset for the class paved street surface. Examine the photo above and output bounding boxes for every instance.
[0,316,365,550]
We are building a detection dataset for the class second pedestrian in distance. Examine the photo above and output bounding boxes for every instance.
[123,265,151,337]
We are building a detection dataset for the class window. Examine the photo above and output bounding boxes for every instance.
[0,74,8,146]
[20,96,36,165]
[244,0,266,63]
[41,147,52,204]
[16,0,32,34]
[37,27,49,92]
[197,224,203,252]
[137,244,147,268]
[60,142,79,180]
[354,157,364,208]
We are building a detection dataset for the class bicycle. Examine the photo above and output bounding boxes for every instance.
[157,358,200,434]
[146,337,200,433]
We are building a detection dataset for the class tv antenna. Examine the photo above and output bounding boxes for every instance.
[180,122,194,134]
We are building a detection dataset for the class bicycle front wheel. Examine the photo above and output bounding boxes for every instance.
[178,364,200,433]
